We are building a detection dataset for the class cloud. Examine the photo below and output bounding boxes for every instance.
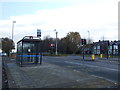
[0,0,118,46]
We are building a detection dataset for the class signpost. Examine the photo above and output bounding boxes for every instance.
[37,29,41,37]
[50,44,55,47]
[37,29,42,64]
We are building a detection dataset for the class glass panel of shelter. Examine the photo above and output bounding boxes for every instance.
[17,42,22,64]
[23,42,37,64]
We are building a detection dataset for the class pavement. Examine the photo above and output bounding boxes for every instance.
[5,58,117,88]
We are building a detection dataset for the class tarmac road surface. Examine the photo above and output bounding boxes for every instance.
[43,56,119,85]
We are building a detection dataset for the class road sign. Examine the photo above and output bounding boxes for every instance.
[37,29,41,37]
[50,44,55,47]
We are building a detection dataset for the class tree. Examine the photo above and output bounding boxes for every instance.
[2,37,15,56]
[58,37,67,54]
[41,32,81,54]
[61,32,81,54]
[42,35,56,53]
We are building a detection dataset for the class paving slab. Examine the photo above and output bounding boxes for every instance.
[6,62,116,88]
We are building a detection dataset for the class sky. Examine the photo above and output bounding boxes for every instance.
[0,0,119,49]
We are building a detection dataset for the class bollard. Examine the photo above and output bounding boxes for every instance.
[92,54,95,61]
[100,54,102,59]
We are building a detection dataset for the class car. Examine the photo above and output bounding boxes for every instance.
[0,53,7,56]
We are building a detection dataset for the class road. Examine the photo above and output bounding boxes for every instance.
[43,56,119,85]
[2,56,119,88]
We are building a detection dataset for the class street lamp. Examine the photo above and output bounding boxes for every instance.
[12,21,16,41]
[54,29,58,55]
[87,31,90,44]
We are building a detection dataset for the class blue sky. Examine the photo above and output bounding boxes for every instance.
[1,2,73,20]
[1,0,102,20]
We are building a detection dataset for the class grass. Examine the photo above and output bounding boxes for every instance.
[83,54,120,58]
[42,54,68,56]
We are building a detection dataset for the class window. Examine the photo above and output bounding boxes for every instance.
[94,46,96,49]
[97,46,100,49]
[113,45,118,49]
[110,46,112,49]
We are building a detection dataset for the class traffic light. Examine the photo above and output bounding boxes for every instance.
[81,39,86,45]
[84,39,86,45]
[107,41,110,46]
[81,39,84,45]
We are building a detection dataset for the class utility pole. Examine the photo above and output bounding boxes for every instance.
[12,21,16,41]
[54,29,58,55]
[87,31,90,44]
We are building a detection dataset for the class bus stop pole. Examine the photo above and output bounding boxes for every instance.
[39,41,42,65]
[40,52,42,65]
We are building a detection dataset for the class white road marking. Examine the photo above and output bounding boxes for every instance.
[90,75,118,84]
[44,57,119,71]
[64,61,119,71]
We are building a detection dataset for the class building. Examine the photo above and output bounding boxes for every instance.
[84,44,93,54]
[83,40,120,55]
[93,40,120,55]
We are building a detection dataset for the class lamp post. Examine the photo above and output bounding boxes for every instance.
[12,21,16,41]
[54,29,58,55]
[87,31,90,44]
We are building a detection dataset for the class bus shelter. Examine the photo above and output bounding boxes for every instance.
[16,36,42,66]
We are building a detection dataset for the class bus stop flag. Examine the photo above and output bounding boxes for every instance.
[37,29,41,37]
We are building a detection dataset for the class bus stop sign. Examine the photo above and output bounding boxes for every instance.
[37,29,41,37]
